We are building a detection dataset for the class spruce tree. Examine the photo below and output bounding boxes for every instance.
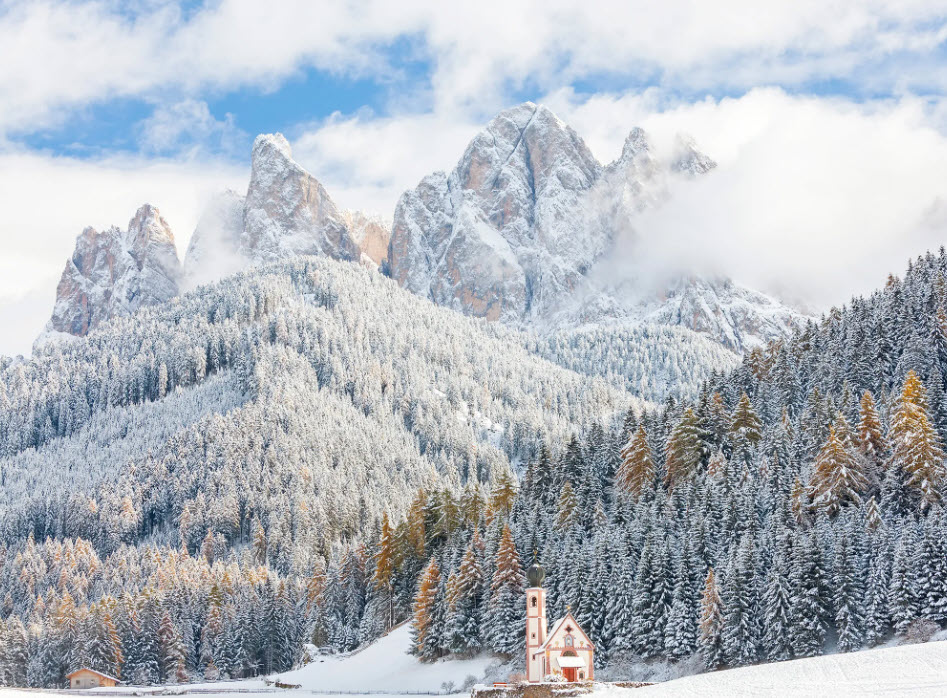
[722,534,760,666]
[833,531,865,652]
[486,525,525,656]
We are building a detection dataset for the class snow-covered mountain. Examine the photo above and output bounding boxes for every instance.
[389,103,604,322]
[184,133,390,287]
[44,104,803,353]
[45,204,181,337]
[388,103,805,350]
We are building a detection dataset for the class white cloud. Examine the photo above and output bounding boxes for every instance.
[284,88,947,316]
[290,110,481,214]
[1,1,945,135]
[549,89,947,310]
[138,99,246,157]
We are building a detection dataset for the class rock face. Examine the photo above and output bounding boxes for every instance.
[242,133,364,263]
[389,103,603,322]
[183,134,390,288]
[389,103,806,350]
[49,204,182,336]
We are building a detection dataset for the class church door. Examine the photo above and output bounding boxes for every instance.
[563,667,577,682]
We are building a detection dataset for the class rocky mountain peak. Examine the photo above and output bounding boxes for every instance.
[388,104,805,349]
[671,134,717,176]
[47,204,182,337]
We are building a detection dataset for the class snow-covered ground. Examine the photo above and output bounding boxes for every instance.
[614,640,947,696]
[2,624,497,698]
[6,634,947,697]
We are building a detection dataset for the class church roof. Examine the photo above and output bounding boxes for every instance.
[538,609,595,651]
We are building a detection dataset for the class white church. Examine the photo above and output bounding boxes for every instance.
[525,561,595,683]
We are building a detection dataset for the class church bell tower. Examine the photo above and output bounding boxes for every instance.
[525,560,547,682]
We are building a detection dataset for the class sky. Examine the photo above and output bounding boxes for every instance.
[2,1,947,356]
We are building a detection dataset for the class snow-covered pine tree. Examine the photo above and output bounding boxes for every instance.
[889,371,947,509]
[809,426,868,516]
[448,541,485,654]
[698,567,725,670]
[410,559,440,659]
[722,534,760,666]
[485,525,525,656]
[832,529,865,652]
[616,426,655,499]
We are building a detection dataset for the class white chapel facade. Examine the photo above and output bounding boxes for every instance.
[525,561,594,683]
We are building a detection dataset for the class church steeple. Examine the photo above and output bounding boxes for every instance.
[525,556,547,682]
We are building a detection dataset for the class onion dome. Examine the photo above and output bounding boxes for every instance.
[526,561,545,587]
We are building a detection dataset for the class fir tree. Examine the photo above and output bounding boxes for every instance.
[486,525,525,656]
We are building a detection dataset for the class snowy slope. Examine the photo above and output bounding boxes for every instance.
[274,624,494,692]
[602,640,947,697]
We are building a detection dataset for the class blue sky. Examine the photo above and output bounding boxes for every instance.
[2,0,947,356]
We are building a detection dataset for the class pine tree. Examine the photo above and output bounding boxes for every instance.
[663,547,698,660]
[730,393,762,463]
[722,534,760,666]
[631,532,670,658]
[833,531,865,652]
[603,553,635,656]
[889,371,947,509]
[809,427,868,515]
[790,533,828,658]
[864,541,892,647]
[761,548,794,662]
[888,534,917,634]
[448,541,484,654]
[486,525,525,656]
[616,426,655,499]
[698,567,725,670]
[665,408,704,490]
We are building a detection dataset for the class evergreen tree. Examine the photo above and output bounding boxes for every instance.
[722,534,760,666]
[833,531,865,652]
[486,526,525,656]
[665,408,704,490]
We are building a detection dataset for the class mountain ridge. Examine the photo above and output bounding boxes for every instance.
[41,102,807,353]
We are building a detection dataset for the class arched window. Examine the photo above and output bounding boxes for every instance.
[564,634,574,647]
[531,596,537,608]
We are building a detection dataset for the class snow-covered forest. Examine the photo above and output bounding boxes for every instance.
[2,249,947,687]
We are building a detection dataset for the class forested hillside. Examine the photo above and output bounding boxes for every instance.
[0,256,733,687]
[3,248,946,688]
[384,249,947,671]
